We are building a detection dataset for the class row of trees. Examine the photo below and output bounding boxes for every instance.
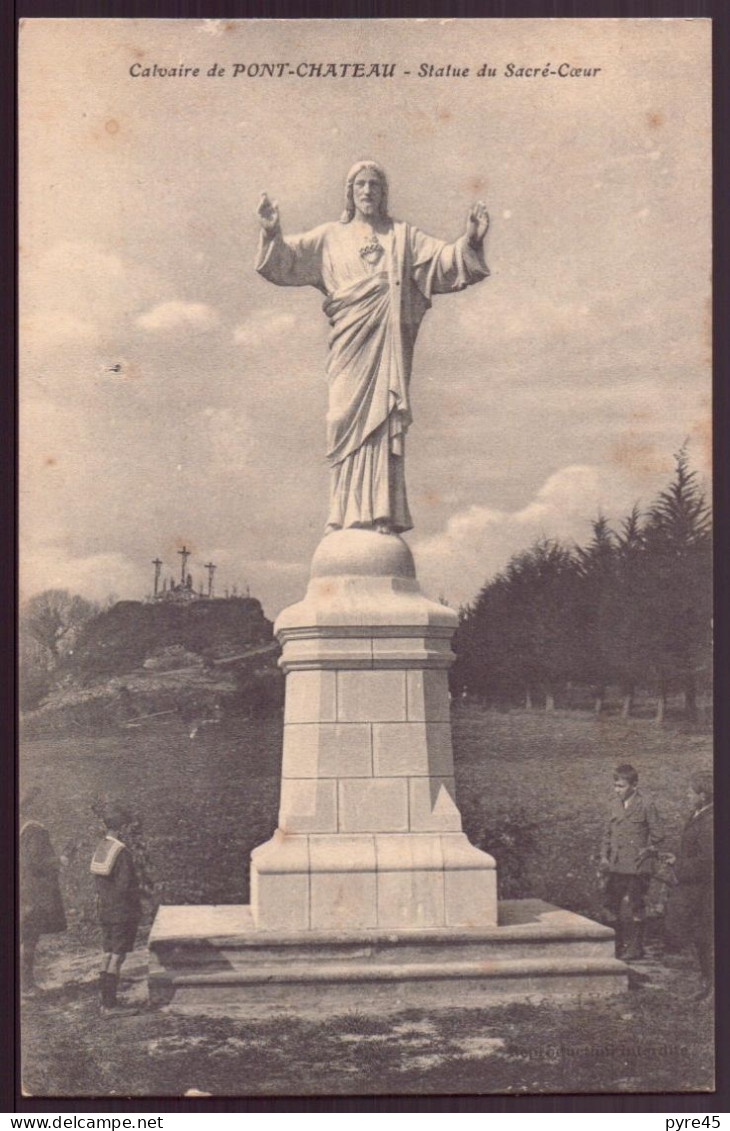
[452,448,712,721]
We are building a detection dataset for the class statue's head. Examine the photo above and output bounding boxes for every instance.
[341,161,389,223]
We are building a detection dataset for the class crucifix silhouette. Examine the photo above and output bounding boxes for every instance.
[152,557,163,598]
[177,545,191,586]
[204,562,217,598]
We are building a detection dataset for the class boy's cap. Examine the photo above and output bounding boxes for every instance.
[102,802,133,828]
[690,771,713,800]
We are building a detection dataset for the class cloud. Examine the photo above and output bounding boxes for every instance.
[22,241,128,352]
[233,310,299,350]
[20,546,148,605]
[185,545,309,618]
[136,301,220,333]
[37,241,125,282]
[458,291,596,347]
[512,465,606,530]
[21,240,165,357]
[411,464,641,608]
[235,557,311,619]
[245,558,307,576]
[22,311,98,348]
[201,407,256,475]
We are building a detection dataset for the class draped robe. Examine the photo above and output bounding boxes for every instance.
[256,219,489,532]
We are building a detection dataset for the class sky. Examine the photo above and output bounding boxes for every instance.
[19,18,711,618]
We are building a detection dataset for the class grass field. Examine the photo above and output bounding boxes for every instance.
[20,705,714,1097]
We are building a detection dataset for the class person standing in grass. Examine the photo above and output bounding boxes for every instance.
[90,802,142,1015]
[599,763,664,961]
[19,788,67,996]
[667,771,714,1002]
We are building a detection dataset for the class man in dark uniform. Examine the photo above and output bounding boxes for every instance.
[20,788,67,996]
[670,771,714,1002]
[599,763,664,960]
[90,803,142,1015]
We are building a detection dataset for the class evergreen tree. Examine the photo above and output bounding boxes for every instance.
[574,515,618,714]
[608,505,651,718]
[493,539,580,710]
[452,447,711,723]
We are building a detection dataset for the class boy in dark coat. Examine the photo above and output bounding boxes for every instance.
[20,789,67,996]
[599,763,664,960]
[90,803,142,1015]
[670,771,713,1002]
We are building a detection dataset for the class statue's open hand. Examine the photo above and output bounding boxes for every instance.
[466,201,490,247]
[257,192,280,236]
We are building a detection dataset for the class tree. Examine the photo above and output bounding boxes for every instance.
[608,505,651,718]
[19,589,100,710]
[459,539,581,710]
[453,574,527,706]
[452,446,712,723]
[21,589,99,663]
[574,515,618,714]
[508,539,582,710]
[640,446,712,722]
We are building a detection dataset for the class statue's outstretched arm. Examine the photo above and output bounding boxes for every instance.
[410,213,491,298]
[255,198,326,290]
[465,201,490,249]
[256,191,281,238]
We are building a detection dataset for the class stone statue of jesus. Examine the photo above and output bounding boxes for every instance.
[256,160,490,535]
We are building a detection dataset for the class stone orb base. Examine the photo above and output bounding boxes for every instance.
[310,527,416,580]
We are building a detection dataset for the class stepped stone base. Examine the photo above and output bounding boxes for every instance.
[148,898,628,1015]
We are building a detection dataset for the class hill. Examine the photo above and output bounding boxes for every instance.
[67,596,273,680]
[24,597,283,732]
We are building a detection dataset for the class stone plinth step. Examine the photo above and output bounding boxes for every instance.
[148,899,628,1013]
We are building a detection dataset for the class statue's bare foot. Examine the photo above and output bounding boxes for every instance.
[375,521,393,535]
[324,523,341,536]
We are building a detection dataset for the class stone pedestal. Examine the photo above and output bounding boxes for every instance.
[148,528,629,1011]
[249,529,497,932]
